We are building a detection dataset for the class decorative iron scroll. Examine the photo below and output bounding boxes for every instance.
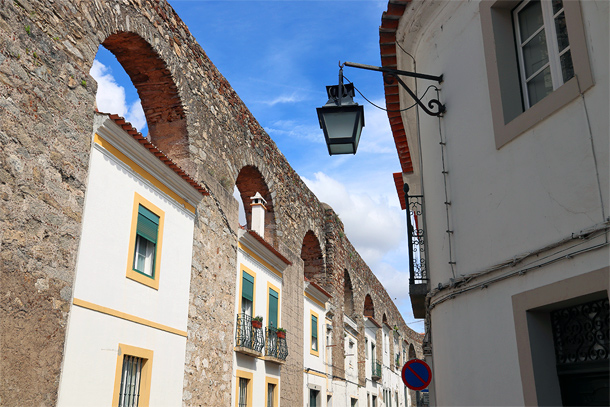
[407,194,428,283]
[235,313,265,353]
[265,327,288,361]
[551,298,609,365]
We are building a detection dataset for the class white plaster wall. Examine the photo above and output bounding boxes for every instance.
[303,373,327,407]
[233,248,284,407]
[396,1,609,404]
[344,330,358,384]
[428,249,609,406]
[399,0,609,286]
[71,146,195,329]
[304,297,326,373]
[57,306,186,406]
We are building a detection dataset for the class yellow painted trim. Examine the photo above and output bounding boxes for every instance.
[304,369,327,379]
[112,344,153,407]
[310,309,320,357]
[267,281,281,329]
[73,298,187,337]
[239,264,257,317]
[264,376,279,407]
[235,369,254,407]
[238,243,282,278]
[126,193,164,290]
[304,291,326,309]
[94,134,196,214]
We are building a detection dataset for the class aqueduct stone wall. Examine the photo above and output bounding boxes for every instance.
[0,1,421,405]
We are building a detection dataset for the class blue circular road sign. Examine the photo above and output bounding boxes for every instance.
[401,359,432,391]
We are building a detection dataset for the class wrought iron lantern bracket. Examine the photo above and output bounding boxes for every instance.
[343,61,446,117]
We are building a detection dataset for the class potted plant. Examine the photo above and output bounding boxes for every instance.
[276,327,286,339]
[252,316,263,329]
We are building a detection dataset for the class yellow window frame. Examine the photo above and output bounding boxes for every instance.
[126,192,165,290]
[112,343,154,407]
[264,376,279,407]
[235,369,254,407]
[310,309,320,357]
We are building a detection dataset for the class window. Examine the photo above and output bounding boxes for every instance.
[365,338,369,359]
[513,0,573,108]
[241,270,255,316]
[265,377,278,407]
[511,268,608,405]
[480,0,593,148]
[126,193,164,290]
[112,344,153,407]
[351,397,358,407]
[372,395,377,407]
[310,311,319,356]
[267,284,279,329]
[235,370,253,407]
[309,389,319,407]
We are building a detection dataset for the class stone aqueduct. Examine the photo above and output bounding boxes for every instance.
[0,1,422,405]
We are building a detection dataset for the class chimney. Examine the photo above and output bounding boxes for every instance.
[250,192,267,238]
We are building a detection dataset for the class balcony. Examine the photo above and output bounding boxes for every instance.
[372,360,382,381]
[235,314,264,357]
[265,327,288,364]
[407,193,429,319]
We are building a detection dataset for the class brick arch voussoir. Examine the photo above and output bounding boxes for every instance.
[234,164,277,244]
[100,31,189,164]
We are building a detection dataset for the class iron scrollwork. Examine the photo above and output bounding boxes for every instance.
[265,327,288,361]
[235,313,265,353]
[405,184,428,284]
[383,73,445,117]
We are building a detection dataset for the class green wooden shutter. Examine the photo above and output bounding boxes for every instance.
[312,315,318,339]
[268,289,278,328]
[137,205,159,243]
[242,272,254,302]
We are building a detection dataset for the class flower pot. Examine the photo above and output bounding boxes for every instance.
[277,331,286,339]
[252,320,262,329]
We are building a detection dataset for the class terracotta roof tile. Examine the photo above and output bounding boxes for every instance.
[103,113,209,197]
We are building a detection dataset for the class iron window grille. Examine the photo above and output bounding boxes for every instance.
[407,194,428,284]
[117,355,144,407]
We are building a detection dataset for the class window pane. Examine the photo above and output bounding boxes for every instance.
[560,49,574,83]
[134,235,155,277]
[522,30,549,78]
[518,0,544,41]
[527,66,554,106]
[239,378,248,407]
[552,0,564,15]
[554,11,570,52]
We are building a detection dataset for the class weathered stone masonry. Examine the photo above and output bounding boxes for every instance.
[0,1,421,406]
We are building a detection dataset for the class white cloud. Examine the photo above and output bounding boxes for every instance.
[302,171,404,266]
[90,59,147,133]
[265,120,323,144]
[262,93,304,106]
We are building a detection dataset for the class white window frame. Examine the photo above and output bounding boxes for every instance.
[513,0,572,109]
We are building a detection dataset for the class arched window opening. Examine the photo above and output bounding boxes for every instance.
[301,231,324,282]
[92,32,188,162]
[409,343,416,360]
[343,270,354,316]
[382,313,388,325]
[364,294,375,319]
[235,166,276,245]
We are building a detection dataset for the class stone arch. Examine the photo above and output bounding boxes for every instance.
[364,294,375,319]
[382,313,388,325]
[344,269,354,316]
[301,230,324,282]
[100,32,188,162]
[235,165,276,245]
[409,343,416,360]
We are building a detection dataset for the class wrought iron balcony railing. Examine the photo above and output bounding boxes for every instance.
[265,327,288,362]
[406,191,428,284]
[372,360,382,380]
[235,313,264,355]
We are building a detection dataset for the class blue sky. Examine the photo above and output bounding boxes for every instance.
[91,0,423,332]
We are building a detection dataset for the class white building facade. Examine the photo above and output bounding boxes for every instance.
[380,0,609,405]
[57,114,206,406]
[233,197,291,407]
